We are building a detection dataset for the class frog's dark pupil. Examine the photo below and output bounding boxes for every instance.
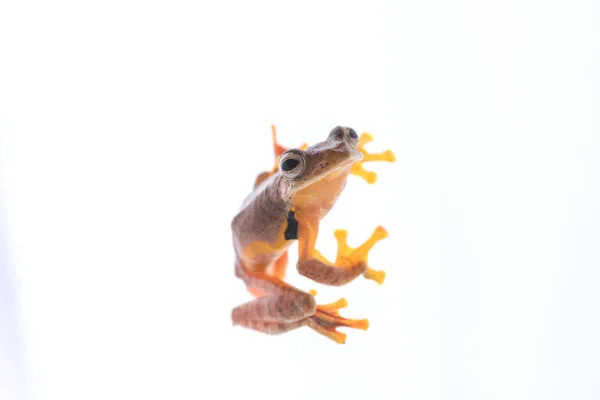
[349,128,358,139]
[282,158,299,172]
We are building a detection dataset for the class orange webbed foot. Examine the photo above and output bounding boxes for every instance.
[334,226,389,285]
[350,132,396,184]
[306,292,369,344]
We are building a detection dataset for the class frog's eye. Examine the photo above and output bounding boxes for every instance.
[281,159,299,171]
[279,150,306,179]
[343,127,359,147]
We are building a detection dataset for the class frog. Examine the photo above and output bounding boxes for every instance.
[231,124,396,344]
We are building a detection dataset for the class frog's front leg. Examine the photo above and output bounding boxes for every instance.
[350,132,396,184]
[295,217,388,286]
[254,124,309,188]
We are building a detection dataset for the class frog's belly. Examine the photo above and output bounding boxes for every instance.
[235,234,293,272]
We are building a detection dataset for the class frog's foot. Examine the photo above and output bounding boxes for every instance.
[350,132,396,184]
[305,294,369,344]
[334,226,388,285]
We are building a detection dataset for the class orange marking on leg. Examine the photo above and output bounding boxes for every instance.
[269,251,289,280]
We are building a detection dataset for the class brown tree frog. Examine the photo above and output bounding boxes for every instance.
[231,125,395,343]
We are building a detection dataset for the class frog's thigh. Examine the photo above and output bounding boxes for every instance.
[237,261,269,297]
[233,317,307,335]
[231,287,316,326]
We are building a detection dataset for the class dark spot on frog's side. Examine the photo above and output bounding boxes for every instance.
[284,210,298,240]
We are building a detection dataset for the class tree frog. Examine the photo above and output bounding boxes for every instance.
[231,125,395,343]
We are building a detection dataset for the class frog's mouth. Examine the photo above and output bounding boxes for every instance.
[284,154,362,199]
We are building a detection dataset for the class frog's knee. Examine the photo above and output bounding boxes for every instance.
[300,292,317,316]
[283,292,316,320]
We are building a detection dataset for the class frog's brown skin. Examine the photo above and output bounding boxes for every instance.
[231,125,396,344]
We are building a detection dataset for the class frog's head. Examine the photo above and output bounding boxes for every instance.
[278,126,363,213]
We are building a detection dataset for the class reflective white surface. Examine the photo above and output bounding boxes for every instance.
[0,183,26,400]
[1,1,599,399]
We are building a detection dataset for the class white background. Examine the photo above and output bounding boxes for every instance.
[1,0,599,399]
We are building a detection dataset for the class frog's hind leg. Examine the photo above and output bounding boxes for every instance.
[232,296,312,336]
[236,252,289,297]
[268,250,289,280]
[233,296,369,343]
[232,263,316,330]
[307,293,369,344]
[232,262,368,343]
